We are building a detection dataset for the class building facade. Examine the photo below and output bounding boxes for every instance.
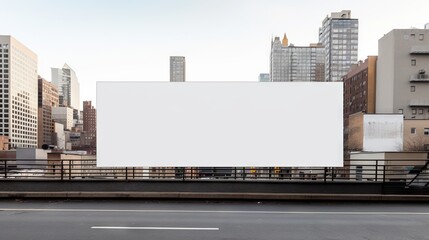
[270,34,325,82]
[51,63,80,111]
[52,106,74,131]
[170,56,186,82]
[347,112,403,152]
[343,56,377,127]
[83,101,96,133]
[403,119,429,151]
[37,76,59,148]
[319,10,358,81]
[377,28,429,119]
[0,36,38,148]
[258,73,270,82]
[81,101,96,154]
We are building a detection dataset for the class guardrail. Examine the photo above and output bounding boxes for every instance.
[0,158,428,187]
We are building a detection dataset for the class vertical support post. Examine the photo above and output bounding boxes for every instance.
[324,167,327,183]
[61,160,64,181]
[375,160,378,181]
[182,167,186,181]
[68,160,72,180]
[383,165,386,184]
[4,160,7,179]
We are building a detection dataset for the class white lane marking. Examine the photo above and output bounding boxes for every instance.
[91,226,219,231]
[0,208,429,215]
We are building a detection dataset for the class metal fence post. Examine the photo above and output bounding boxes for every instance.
[182,167,185,181]
[375,160,378,181]
[4,160,7,179]
[61,160,64,181]
[383,165,386,184]
[324,167,327,183]
[68,160,72,180]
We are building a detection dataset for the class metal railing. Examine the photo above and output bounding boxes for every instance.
[0,158,428,187]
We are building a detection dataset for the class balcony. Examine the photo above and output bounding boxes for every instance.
[410,46,429,55]
[410,74,429,82]
[409,99,429,107]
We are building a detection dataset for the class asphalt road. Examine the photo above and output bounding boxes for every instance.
[0,200,429,240]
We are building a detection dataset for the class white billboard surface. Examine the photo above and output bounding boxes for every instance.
[363,114,403,151]
[97,82,343,167]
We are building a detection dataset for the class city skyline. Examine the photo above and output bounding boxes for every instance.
[2,0,429,103]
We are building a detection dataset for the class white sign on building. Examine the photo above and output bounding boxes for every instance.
[363,114,403,152]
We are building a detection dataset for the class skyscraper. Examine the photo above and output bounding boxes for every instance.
[170,56,186,82]
[51,63,81,110]
[0,36,38,148]
[37,76,59,148]
[270,34,325,82]
[319,10,358,82]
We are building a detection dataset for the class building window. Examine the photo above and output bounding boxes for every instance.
[398,109,403,114]
[412,109,417,115]
[411,34,416,38]
[419,34,424,41]
[425,128,429,135]
[419,109,424,115]
[411,86,416,92]
[411,59,416,66]
[411,128,417,134]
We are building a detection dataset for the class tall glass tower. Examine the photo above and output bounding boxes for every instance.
[51,63,80,111]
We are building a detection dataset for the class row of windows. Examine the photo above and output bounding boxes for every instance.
[411,109,427,115]
[410,128,429,135]
[406,33,425,41]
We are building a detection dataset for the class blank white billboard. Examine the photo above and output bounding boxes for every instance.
[97,82,343,167]
[363,114,403,152]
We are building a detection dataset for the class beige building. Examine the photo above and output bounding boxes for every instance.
[404,119,429,151]
[347,112,403,152]
[377,27,429,119]
[38,76,59,148]
[0,36,38,148]
[348,112,429,152]
[350,151,428,182]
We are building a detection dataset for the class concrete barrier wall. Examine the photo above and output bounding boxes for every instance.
[0,180,384,194]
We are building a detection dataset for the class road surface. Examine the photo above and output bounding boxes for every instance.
[0,199,428,240]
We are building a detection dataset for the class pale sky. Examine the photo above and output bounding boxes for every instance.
[2,0,429,105]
